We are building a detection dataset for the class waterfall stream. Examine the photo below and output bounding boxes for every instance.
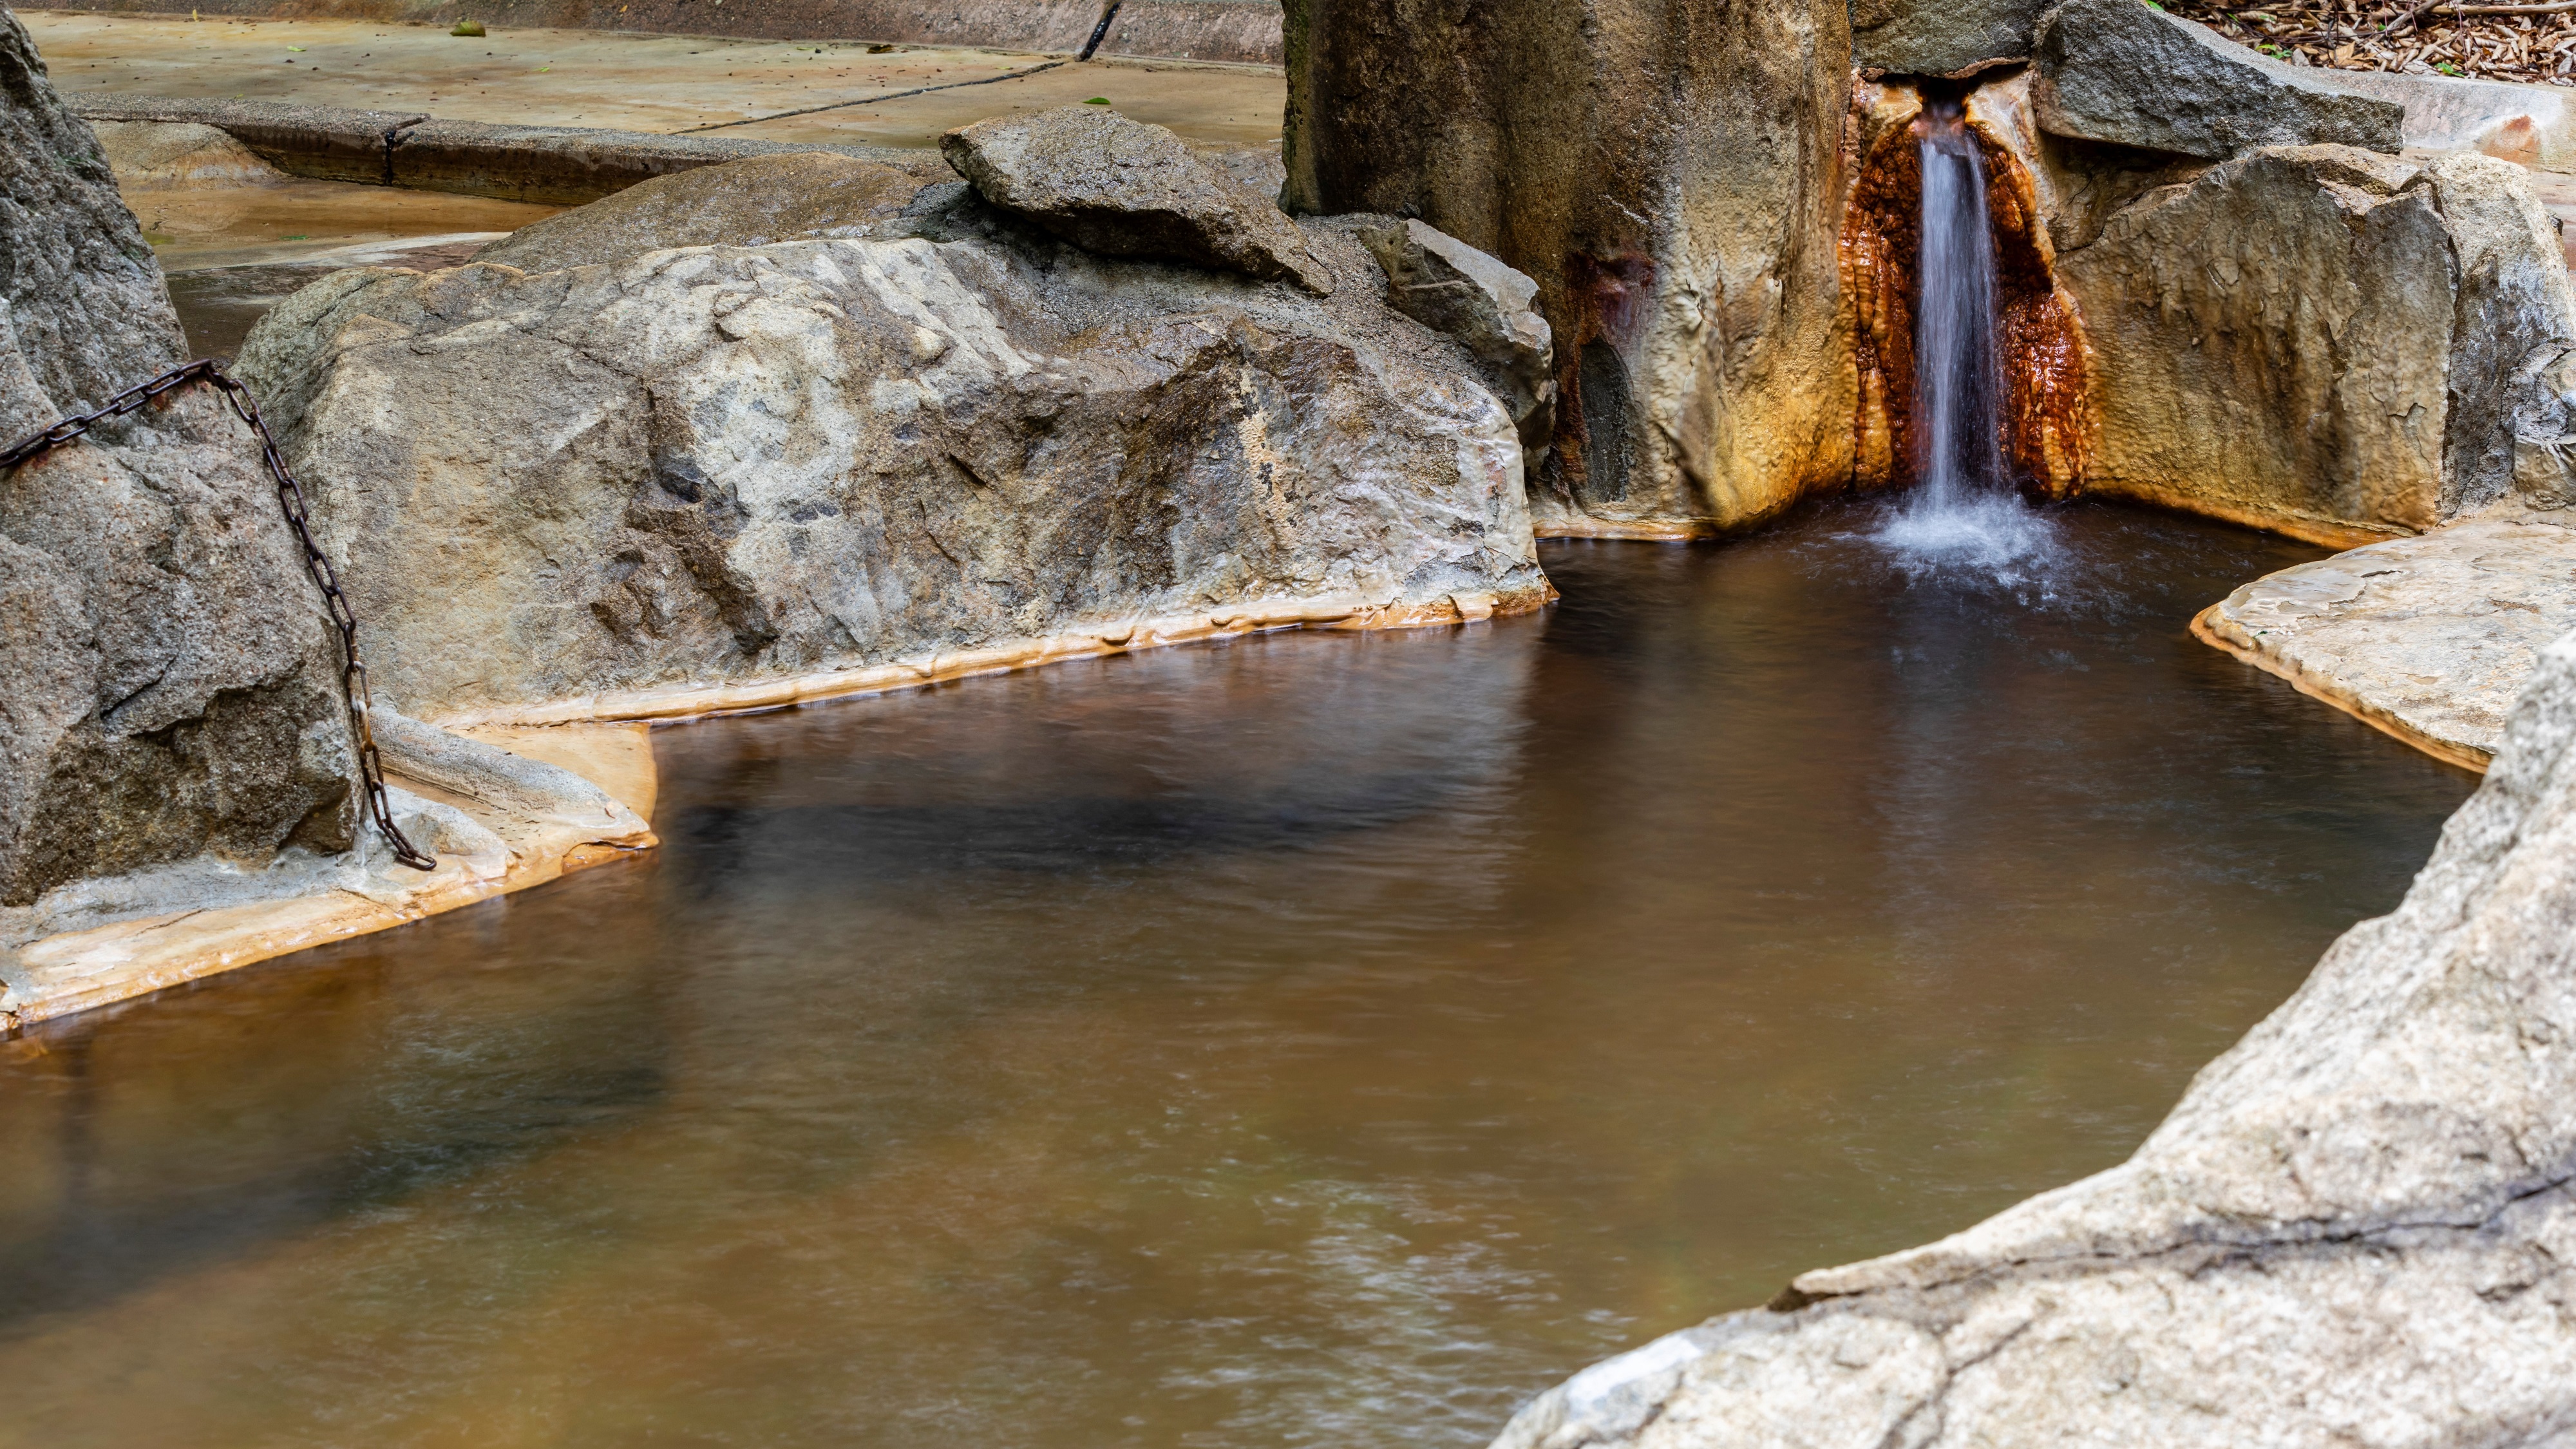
[1871,103,2056,574]
[1915,115,2007,509]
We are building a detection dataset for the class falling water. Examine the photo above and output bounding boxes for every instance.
[1871,102,2056,577]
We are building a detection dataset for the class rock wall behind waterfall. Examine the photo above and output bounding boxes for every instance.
[0,4,359,909]
[1281,0,1856,538]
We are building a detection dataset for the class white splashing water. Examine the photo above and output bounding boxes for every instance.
[1870,106,2058,578]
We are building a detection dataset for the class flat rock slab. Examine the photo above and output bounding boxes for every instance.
[2195,512,2576,768]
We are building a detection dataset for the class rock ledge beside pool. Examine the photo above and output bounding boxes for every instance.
[2194,510,2576,770]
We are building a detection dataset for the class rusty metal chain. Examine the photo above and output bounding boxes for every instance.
[2,359,437,872]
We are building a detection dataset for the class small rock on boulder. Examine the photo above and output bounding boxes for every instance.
[1349,216,1555,450]
[940,106,1334,294]
[470,151,936,274]
[2034,0,2403,160]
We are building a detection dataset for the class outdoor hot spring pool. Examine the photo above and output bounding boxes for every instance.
[0,500,2476,1449]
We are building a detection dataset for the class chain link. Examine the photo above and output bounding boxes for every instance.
[2,360,437,871]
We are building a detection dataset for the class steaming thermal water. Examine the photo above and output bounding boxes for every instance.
[0,511,2475,1449]
[1871,109,2058,576]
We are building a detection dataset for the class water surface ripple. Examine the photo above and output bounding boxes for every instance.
[0,501,2474,1449]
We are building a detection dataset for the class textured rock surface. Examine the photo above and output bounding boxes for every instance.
[1852,0,2044,78]
[2197,513,2576,768]
[1348,216,1555,451]
[0,3,361,907]
[1493,627,2576,1447]
[0,6,185,418]
[941,107,1333,295]
[2034,0,2403,160]
[234,202,1544,723]
[1283,0,1853,536]
[469,152,933,274]
[2056,146,2576,542]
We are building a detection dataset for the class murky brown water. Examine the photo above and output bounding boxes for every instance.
[0,502,2474,1449]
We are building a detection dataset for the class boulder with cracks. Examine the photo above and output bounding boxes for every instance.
[234,169,1546,726]
[1347,216,1556,452]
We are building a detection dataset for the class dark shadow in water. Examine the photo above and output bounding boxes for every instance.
[0,498,2477,1449]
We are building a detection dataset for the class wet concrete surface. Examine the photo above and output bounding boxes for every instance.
[22,10,1283,148]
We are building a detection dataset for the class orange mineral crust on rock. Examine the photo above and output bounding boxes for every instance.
[1841,91,2091,500]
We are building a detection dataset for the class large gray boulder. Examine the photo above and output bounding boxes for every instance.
[1852,0,2044,78]
[233,196,1544,724]
[1283,0,1854,536]
[469,151,935,274]
[1492,625,2576,1444]
[0,5,360,908]
[2034,0,2403,160]
[2056,146,2575,542]
[940,107,1334,296]
[1349,216,1555,451]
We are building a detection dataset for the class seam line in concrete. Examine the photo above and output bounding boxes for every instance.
[673,57,1066,133]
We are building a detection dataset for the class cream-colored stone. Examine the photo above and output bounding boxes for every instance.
[2195,512,2576,770]
[456,723,658,820]
[90,118,285,189]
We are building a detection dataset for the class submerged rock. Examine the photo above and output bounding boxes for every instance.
[0,6,361,906]
[469,151,936,274]
[1284,0,1855,536]
[1492,623,2576,1444]
[940,106,1334,295]
[234,182,1544,724]
[2057,146,2575,542]
[2034,0,2404,160]
[1347,216,1555,451]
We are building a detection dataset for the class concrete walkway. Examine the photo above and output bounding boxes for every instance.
[23,9,1282,149]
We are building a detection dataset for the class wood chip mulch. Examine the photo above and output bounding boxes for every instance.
[2162,0,2576,86]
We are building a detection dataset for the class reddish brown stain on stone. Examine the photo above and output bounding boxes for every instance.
[1841,107,2093,500]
